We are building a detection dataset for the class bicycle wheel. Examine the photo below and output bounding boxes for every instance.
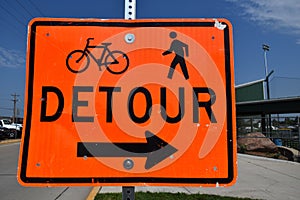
[105,50,129,74]
[66,50,90,73]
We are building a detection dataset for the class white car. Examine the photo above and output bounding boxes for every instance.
[0,119,15,129]
[11,123,23,131]
[0,119,18,138]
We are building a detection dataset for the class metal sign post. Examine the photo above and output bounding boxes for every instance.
[123,1,136,199]
[124,0,136,20]
[122,186,135,200]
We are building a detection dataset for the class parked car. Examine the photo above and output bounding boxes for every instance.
[12,122,22,138]
[0,126,7,140]
[0,119,19,138]
[0,126,17,139]
[12,122,23,131]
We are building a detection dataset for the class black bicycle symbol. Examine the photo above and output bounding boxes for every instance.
[66,38,129,74]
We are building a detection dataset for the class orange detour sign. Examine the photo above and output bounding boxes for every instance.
[18,18,237,186]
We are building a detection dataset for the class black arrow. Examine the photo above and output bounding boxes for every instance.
[77,130,177,169]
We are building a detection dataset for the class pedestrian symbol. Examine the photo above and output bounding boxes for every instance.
[162,31,190,80]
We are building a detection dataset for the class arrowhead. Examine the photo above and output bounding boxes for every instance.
[144,130,178,170]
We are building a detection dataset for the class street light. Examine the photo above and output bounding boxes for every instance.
[262,44,273,99]
[262,44,274,136]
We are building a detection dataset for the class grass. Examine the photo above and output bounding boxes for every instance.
[95,192,259,200]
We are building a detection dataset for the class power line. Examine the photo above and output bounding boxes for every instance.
[0,107,13,111]
[0,1,27,43]
[273,76,300,80]
[0,5,25,39]
[0,98,11,101]
[27,0,45,16]
[0,3,27,26]
[269,76,300,83]
[2,0,30,20]
[15,0,35,18]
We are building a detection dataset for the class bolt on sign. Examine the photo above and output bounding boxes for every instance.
[18,18,237,187]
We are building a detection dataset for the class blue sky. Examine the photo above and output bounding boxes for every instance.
[0,0,300,117]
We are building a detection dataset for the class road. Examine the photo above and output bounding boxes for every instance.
[0,142,92,200]
[2,142,300,200]
[100,154,300,200]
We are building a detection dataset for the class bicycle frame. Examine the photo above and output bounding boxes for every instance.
[82,44,117,70]
[66,38,128,74]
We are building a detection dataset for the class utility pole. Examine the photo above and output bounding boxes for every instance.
[11,93,19,123]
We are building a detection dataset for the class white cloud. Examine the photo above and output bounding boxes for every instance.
[227,0,300,42]
[0,47,25,68]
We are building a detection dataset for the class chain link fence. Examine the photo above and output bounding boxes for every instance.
[237,115,300,151]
